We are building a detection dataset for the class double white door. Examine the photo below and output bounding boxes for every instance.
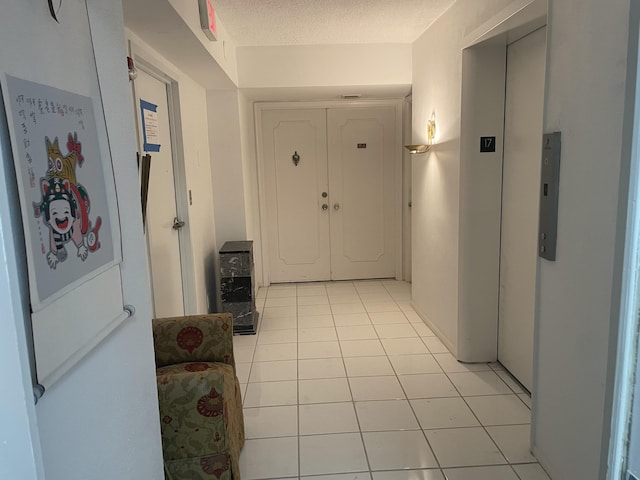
[261,106,398,283]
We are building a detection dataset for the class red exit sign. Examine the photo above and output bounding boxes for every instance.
[199,0,217,41]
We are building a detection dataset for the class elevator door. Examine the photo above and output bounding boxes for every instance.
[498,27,547,391]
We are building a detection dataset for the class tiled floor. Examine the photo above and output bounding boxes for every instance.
[233,280,551,480]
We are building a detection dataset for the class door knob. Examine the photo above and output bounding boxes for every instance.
[333,203,340,211]
[322,204,329,211]
[172,217,186,230]
[322,191,328,198]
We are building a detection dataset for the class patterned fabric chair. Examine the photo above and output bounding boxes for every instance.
[153,314,245,480]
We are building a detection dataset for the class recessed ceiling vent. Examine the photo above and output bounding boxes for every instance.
[341,94,362,99]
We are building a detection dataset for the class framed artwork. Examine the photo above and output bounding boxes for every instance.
[2,75,120,311]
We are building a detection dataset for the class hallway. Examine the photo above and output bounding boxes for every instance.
[233,280,550,479]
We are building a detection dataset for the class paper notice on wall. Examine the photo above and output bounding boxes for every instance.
[140,99,160,152]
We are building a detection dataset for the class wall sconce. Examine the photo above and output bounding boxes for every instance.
[405,118,436,154]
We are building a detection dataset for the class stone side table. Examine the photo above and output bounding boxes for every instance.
[219,240,259,335]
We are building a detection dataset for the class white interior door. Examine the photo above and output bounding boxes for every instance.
[262,109,331,282]
[134,68,185,317]
[498,27,547,390]
[328,107,397,280]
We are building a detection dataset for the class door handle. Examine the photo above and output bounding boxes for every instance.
[172,217,186,230]
[322,204,329,211]
[333,203,340,211]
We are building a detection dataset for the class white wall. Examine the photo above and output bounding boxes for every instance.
[0,78,44,480]
[412,0,636,478]
[207,90,248,249]
[0,1,163,478]
[532,1,633,478]
[411,0,514,351]
[238,44,411,89]
[238,91,264,285]
[128,31,219,315]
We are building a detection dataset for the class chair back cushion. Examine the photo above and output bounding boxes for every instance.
[153,314,235,368]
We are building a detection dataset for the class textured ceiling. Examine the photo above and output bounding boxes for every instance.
[212,0,455,46]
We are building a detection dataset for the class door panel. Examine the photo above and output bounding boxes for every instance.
[262,109,330,282]
[498,27,546,390]
[328,107,397,280]
[134,69,184,317]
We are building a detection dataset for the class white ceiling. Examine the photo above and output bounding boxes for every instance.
[212,0,455,46]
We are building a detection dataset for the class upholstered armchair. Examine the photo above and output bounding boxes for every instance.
[152,313,245,480]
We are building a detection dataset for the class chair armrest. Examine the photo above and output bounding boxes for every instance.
[153,313,235,368]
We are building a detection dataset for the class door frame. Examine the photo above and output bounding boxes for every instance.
[129,40,197,315]
[254,99,404,286]
[456,0,548,364]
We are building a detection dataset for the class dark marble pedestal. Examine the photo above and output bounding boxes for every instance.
[220,241,259,335]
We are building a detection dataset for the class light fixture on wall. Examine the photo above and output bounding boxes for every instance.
[405,117,436,154]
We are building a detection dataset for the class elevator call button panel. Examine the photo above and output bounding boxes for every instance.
[538,132,561,261]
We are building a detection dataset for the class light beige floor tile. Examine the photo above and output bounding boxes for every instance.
[465,395,531,425]
[432,353,493,373]
[381,338,429,355]
[349,376,405,401]
[333,313,372,326]
[344,356,394,377]
[298,295,330,306]
[389,355,443,375]
[365,302,402,313]
[299,433,368,476]
[298,357,346,379]
[243,405,298,439]
[239,437,298,479]
[298,314,335,328]
[443,466,519,480]
[374,323,419,339]
[249,360,297,382]
[371,470,444,480]
[355,399,420,431]
[332,303,367,315]
[412,323,436,337]
[299,378,352,404]
[236,363,251,384]
[369,311,409,325]
[296,286,327,296]
[304,473,372,480]
[337,325,379,341]
[340,339,386,357]
[362,430,438,470]
[447,371,512,396]
[425,428,507,468]
[298,341,342,359]
[235,345,256,363]
[411,397,480,429]
[258,328,298,345]
[254,343,298,362]
[299,402,359,435]
[299,304,333,316]
[422,336,449,354]
[511,464,551,480]
[260,316,298,331]
[265,296,298,307]
[399,373,459,399]
[262,306,297,319]
[266,286,297,298]
[298,327,338,343]
[486,424,536,464]
[243,380,298,407]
